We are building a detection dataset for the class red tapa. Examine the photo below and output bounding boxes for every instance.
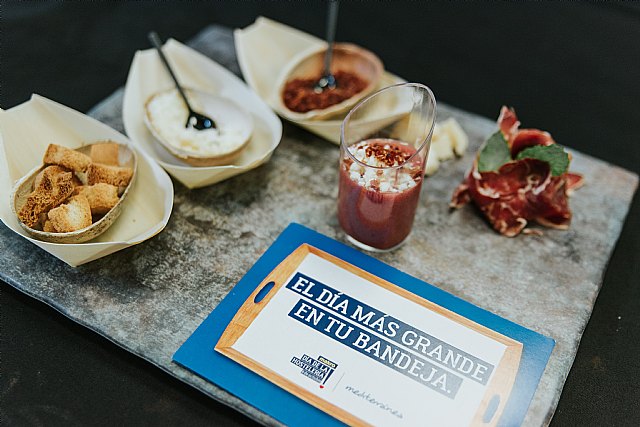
[451,106,584,237]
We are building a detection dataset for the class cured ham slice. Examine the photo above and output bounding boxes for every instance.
[565,172,585,194]
[451,107,584,236]
[497,106,520,141]
[510,129,555,157]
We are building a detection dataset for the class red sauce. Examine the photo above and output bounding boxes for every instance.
[283,70,368,113]
[337,139,423,250]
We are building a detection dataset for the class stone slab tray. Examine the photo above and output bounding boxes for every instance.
[0,25,637,426]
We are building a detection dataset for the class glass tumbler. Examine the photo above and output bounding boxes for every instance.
[337,82,436,251]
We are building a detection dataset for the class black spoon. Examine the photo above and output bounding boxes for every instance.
[314,0,340,93]
[148,31,216,130]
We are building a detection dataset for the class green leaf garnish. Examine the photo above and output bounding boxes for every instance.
[477,131,511,172]
[515,144,570,176]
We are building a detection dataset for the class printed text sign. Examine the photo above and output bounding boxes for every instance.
[216,245,522,426]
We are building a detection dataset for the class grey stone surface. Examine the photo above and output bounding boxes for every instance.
[0,25,637,426]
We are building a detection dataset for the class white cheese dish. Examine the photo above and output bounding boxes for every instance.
[144,88,254,167]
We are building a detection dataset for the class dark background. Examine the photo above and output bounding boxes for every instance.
[1,2,638,426]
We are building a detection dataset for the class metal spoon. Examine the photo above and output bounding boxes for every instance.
[314,0,340,93]
[148,31,216,130]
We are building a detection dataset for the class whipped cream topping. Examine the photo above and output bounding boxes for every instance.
[345,140,421,192]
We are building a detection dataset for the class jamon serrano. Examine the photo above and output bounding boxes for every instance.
[451,107,584,237]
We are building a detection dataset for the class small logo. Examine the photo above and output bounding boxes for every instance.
[290,354,338,388]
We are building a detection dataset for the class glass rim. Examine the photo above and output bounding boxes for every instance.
[340,82,437,170]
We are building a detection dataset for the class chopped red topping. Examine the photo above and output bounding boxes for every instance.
[283,70,368,113]
[364,143,412,167]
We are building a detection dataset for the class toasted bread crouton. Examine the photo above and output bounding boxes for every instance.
[18,167,75,228]
[87,163,133,187]
[33,165,82,192]
[73,183,119,214]
[33,165,70,191]
[47,195,92,233]
[43,220,58,233]
[90,142,119,166]
[43,144,92,172]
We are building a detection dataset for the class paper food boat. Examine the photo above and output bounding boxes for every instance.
[123,38,283,189]
[0,95,174,267]
[234,17,410,144]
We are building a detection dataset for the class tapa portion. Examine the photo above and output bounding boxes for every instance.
[451,106,584,237]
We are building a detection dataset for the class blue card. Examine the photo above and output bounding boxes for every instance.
[173,223,553,426]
